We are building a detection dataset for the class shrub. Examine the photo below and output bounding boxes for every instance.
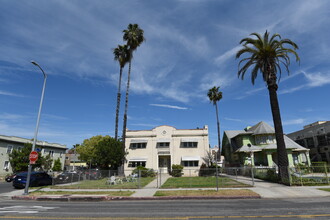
[132,166,156,177]
[170,164,183,177]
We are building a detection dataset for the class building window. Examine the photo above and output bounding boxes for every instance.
[60,152,63,158]
[305,137,315,148]
[128,161,146,167]
[255,135,275,145]
[3,161,10,170]
[295,139,305,147]
[7,145,13,154]
[15,146,23,151]
[157,142,170,148]
[49,150,54,157]
[317,135,327,147]
[130,143,147,149]
[182,142,197,148]
[182,161,199,167]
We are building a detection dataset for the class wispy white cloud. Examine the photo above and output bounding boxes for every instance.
[0,90,25,97]
[150,104,188,110]
[0,113,26,120]
[283,118,306,126]
[214,46,240,66]
[280,71,330,94]
[224,117,243,123]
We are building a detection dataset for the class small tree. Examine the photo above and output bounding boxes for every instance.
[40,154,53,171]
[52,158,62,171]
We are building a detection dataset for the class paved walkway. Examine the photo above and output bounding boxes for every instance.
[131,173,170,197]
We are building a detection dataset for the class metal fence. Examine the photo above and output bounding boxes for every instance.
[47,165,330,189]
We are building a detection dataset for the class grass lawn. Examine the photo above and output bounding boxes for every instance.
[161,176,251,188]
[154,189,258,197]
[318,188,330,192]
[51,177,155,189]
[30,190,133,196]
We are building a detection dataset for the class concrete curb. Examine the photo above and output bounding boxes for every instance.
[12,195,261,201]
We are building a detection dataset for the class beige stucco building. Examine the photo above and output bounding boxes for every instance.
[124,125,209,176]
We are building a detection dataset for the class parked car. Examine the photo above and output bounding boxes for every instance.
[84,169,102,180]
[5,173,17,182]
[55,172,82,184]
[12,171,52,189]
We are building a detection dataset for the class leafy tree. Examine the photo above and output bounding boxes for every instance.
[40,154,53,171]
[52,158,62,171]
[76,135,125,170]
[9,143,43,172]
[94,135,125,170]
[120,23,145,175]
[236,31,299,183]
[207,86,223,160]
[113,44,130,140]
[76,135,103,164]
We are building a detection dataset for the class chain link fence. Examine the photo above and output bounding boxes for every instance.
[47,165,330,189]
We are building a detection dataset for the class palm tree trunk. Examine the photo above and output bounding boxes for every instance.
[119,51,132,176]
[114,67,123,140]
[267,76,290,184]
[215,103,221,162]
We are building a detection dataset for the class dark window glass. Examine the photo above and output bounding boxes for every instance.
[317,135,327,146]
[181,142,198,148]
[128,161,146,167]
[305,137,315,148]
[295,139,305,147]
[130,143,147,149]
[182,161,199,167]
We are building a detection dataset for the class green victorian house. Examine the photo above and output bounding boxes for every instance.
[222,121,311,167]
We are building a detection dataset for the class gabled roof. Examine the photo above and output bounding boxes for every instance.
[235,136,309,152]
[247,121,275,135]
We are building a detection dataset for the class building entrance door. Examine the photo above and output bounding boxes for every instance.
[158,156,171,173]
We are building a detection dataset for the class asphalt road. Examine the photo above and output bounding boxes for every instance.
[0,182,16,194]
[0,197,330,219]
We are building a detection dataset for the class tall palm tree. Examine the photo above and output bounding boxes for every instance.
[207,86,223,162]
[113,44,130,140]
[236,31,299,183]
[120,24,145,174]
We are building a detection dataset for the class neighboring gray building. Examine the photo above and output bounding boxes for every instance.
[287,121,330,163]
[0,134,67,176]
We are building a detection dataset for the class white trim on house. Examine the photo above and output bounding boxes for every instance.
[130,139,148,143]
[181,138,199,142]
[182,156,200,161]
[128,157,148,162]
[157,138,171,142]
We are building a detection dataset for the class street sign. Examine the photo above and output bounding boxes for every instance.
[29,151,38,164]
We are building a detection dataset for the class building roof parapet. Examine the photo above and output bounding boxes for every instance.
[0,134,66,149]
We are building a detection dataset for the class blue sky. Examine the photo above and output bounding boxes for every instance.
[1,0,330,149]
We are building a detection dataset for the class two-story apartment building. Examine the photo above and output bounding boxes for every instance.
[0,134,67,176]
[124,125,209,176]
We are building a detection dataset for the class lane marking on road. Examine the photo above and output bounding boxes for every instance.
[1,213,330,219]
[0,206,57,214]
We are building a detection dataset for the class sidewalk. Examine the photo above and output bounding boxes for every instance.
[2,175,330,201]
[225,175,330,198]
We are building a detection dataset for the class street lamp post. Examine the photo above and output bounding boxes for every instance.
[247,144,255,186]
[23,61,47,195]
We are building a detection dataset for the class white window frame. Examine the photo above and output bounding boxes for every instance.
[7,145,13,154]
[3,161,10,170]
